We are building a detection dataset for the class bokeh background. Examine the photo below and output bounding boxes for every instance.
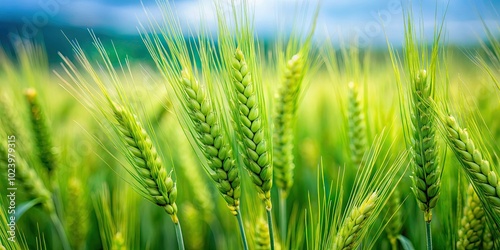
[1,0,500,62]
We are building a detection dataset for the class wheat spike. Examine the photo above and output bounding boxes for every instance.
[255,218,271,250]
[445,116,500,220]
[25,88,58,175]
[179,69,241,215]
[335,192,378,250]
[111,103,178,222]
[273,53,304,197]
[172,126,214,222]
[111,232,126,250]
[0,96,24,141]
[66,177,88,249]
[385,188,403,249]
[347,81,367,168]
[409,70,441,222]
[482,224,494,250]
[456,185,486,250]
[232,48,273,209]
[0,137,54,213]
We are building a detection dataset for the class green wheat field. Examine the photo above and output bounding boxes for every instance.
[1,1,500,249]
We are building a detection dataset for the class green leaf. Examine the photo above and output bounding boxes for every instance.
[15,198,44,221]
[398,235,415,250]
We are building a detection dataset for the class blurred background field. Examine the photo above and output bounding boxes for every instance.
[1,1,500,250]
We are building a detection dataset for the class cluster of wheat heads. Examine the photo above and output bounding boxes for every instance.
[5,0,500,249]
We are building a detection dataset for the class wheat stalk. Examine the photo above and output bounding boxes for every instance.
[232,48,273,209]
[334,192,378,250]
[24,88,58,175]
[456,185,486,250]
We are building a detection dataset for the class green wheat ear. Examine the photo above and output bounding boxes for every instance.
[456,185,486,250]
[111,232,126,250]
[111,102,178,222]
[232,48,273,209]
[0,131,54,213]
[409,69,441,223]
[482,224,497,250]
[170,124,214,223]
[347,81,367,168]
[178,69,241,215]
[273,53,304,197]
[25,87,58,175]
[334,192,378,250]
[444,115,500,237]
[385,188,403,249]
[66,177,88,249]
[255,218,271,250]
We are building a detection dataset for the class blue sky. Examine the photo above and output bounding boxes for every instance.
[0,0,499,47]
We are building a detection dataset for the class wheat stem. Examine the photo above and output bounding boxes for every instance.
[424,221,432,250]
[279,191,287,246]
[50,212,71,250]
[174,220,185,250]
[266,209,275,250]
[236,210,249,250]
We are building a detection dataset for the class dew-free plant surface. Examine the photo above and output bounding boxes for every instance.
[2,1,500,250]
